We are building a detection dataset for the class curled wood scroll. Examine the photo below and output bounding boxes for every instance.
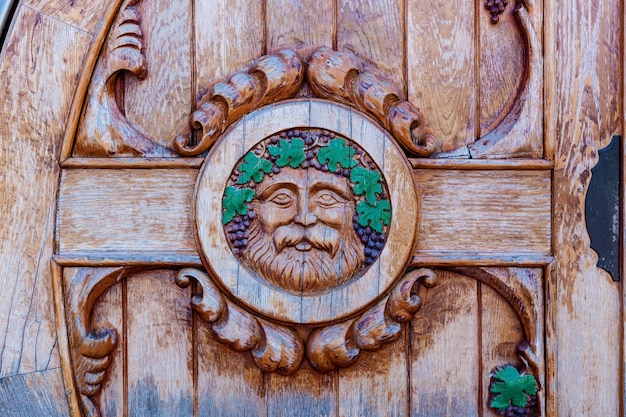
[176,268,437,375]
[306,48,437,157]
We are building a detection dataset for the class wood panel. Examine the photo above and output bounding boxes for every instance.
[266,0,333,57]
[407,0,475,154]
[410,271,480,416]
[336,0,404,90]
[194,0,263,96]
[478,3,525,135]
[0,6,91,378]
[0,368,70,417]
[22,0,108,34]
[124,0,192,151]
[547,0,622,415]
[414,169,551,255]
[126,270,194,417]
[56,168,198,261]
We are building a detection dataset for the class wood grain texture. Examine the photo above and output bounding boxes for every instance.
[415,169,551,255]
[194,0,264,97]
[478,3,524,135]
[548,0,622,415]
[407,0,475,154]
[196,326,266,417]
[0,368,70,417]
[267,364,336,417]
[336,0,404,90]
[338,333,408,417]
[0,6,91,378]
[410,271,479,416]
[126,270,193,417]
[266,0,333,57]
[56,168,198,259]
[22,0,108,34]
[124,0,192,151]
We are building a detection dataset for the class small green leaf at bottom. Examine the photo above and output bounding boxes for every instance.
[489,366,538,411]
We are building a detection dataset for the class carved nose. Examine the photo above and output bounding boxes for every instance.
[294,199,317,226]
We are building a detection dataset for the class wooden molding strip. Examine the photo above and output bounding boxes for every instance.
[410,158,553,170]
[60,158,204,169]
[53,254,202,267]
[411,251,554,267]
[50,261,82,417]
[58,0,126,161]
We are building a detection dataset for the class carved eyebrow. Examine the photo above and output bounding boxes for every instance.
[258,182,299,201]
[309,181,351,200]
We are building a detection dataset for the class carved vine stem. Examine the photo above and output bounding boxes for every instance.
[64,267,125,417]
[174,50,305,156]
[307,48,437,157]
[469,1,541,157]
[73,0,171,157]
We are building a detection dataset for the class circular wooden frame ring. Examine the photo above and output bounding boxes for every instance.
[195,99,419,325]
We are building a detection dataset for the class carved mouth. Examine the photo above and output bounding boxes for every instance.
[295,242,312,251]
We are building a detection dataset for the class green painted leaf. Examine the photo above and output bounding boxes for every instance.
[356,199,391,233]
[268,138,306,168]
[237,152,273,184]
[222,186,254,224]
[316,138,357,170]
[350,166,383,204]
[489,366,538,411]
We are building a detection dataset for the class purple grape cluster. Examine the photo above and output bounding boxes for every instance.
[485,0,507,24]
[224,206,254,256]
[352,214,386,265]
[497,396,538,417]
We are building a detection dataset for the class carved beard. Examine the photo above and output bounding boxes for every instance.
[244,216,365,293]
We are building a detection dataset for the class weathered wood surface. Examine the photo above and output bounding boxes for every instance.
[546,0,623,415]
[0,4,91,383]
[0,368,70,417]
[22,0,108,34]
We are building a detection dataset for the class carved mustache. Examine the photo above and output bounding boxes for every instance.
[273,224,341,256]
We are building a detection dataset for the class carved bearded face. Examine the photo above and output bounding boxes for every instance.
[244,167,364,293]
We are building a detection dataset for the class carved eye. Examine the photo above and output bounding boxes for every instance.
[268,191,294,207]
[315,191,344,208]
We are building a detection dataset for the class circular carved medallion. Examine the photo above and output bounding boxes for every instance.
[195,99,419,325]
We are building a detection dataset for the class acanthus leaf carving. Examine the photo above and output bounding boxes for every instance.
[175,268,436,375]
[73,0,173,157]
[64,267,124,417]
[175,268,305,375]
[307,268,437,373]
[173,50,305,156]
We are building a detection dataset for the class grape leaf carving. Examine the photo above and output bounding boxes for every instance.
[350,166,383,204]
[490,366,538,410]
[237,152,273,184]
[356,199,391,233]
[268,138,306,168]
[316,138,357,170]
[222,186,254,224]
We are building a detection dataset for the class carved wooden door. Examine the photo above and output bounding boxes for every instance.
[1,1,623,417]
